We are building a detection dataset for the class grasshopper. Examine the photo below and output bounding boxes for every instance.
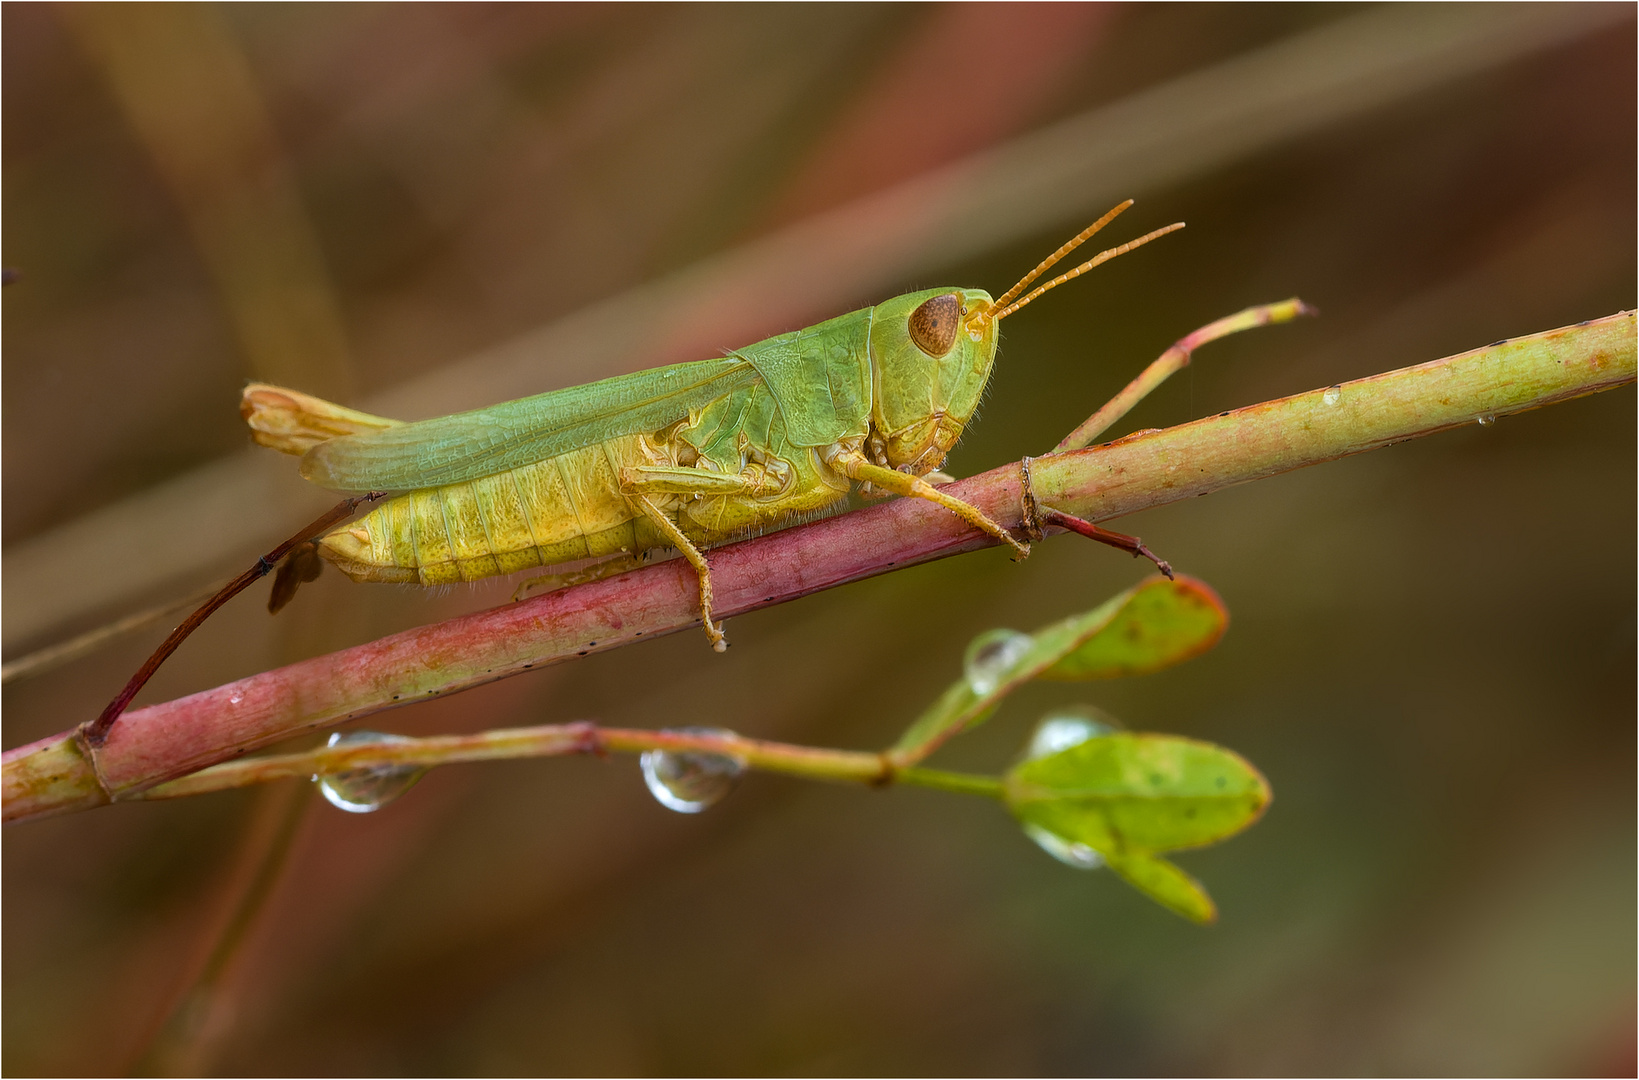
[243,201,1180,651]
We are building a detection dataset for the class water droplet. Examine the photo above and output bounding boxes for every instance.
[315,731,425,813]
[963,629,1034,696]
[1477,414,1496,427]
[228,693,243,705]
[1322,385,1342,406]
[1023,704,1120,760]
[641,728,745,813]
[1023,823,1104,870]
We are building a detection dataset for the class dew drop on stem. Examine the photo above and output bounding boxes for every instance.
[963,629,1033,696]
[1322,385,1342,406]
[641,727,745,813]
[315,730,426,813]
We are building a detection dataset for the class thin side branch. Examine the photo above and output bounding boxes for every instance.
[129,723,1003,802]
[1056,297,1316,451]
[4,311,1632,824]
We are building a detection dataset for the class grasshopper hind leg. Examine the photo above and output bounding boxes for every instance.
[512,552,648,602]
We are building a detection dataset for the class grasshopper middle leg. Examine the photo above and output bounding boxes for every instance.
[629,494,727,652]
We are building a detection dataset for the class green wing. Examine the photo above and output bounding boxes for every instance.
[300,358,760,492]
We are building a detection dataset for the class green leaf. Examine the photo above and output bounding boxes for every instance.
[1004,733,1270,854]
[1102,852,1217,924]
[889,576,1227,765]
[1039,577,1226,681]
[1005,732,1266,922]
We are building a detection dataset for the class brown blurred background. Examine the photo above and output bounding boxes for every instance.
[4,4,1634,1075]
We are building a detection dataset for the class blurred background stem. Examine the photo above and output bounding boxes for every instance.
[129,783,314,1077]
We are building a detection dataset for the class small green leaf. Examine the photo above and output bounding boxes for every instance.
[1039,577,1226,681]
[1102,851,1217,924]
[1005,732,1266,922]
[889,576,1226,765]
[1004,733,1270,853]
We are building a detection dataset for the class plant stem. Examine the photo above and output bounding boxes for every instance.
[127,723,1002,803]
[4,312,1632,824]
[1056,298,1316,451]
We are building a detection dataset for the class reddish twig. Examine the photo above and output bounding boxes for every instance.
[80,493,384,748]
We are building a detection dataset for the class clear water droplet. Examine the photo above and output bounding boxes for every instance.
[1023,823,1104,870]
[315,731,425,813]
[1477,414,1496,426]
[228,693,243,705]
[1322,385,1342,406]
[641,728,745,813]
[963,629,1033,696]
[1024,704,1120,761]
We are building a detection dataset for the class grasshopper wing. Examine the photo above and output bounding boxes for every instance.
[300,359,760,492]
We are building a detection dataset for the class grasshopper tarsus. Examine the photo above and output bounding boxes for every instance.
[1040,506,1174,579]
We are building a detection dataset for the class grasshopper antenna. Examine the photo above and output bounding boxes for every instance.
[988,199,1134,313]
[81,492,385,748]
[991,221,1185,323]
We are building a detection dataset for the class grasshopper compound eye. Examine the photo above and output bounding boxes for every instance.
[907,292,962,357]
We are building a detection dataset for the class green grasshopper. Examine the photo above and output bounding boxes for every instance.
[244,201,1180,651]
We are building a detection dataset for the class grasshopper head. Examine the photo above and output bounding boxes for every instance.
[867,287,998,475]
[865,202,1184,475]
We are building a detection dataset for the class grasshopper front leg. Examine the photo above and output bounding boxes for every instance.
[826,449,1030,558]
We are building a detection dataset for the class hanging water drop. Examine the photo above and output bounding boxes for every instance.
[1322,385,1342,406]
[641,727,745,813]
[963,629,1034,696]
[1477,414,1496,427]
[315,730,426,813]
[1024,704,1120,761]
[1023,823,1104,870]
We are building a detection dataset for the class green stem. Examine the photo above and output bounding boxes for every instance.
[131,722,1005,803]
[1056,298,1316,451]
[896,768,1006,799]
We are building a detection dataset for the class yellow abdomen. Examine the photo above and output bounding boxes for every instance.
[319,435,661,585]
